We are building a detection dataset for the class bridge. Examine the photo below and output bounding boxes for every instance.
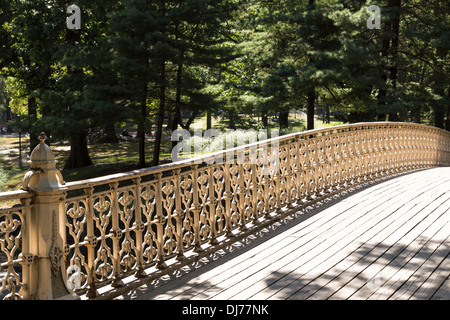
[1,122,449,300]
[116,167,450,300]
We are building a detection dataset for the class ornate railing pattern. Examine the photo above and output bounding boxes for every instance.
[1,122,450,299]
[62,122,450,298]
[0,191,32,300]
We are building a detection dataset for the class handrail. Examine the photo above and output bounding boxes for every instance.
[1,122,449,300]
[64,121,450,190]
[62,122,450,298]
[0,190,31,203]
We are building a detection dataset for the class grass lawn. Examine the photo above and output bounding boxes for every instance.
[0,136,174,193]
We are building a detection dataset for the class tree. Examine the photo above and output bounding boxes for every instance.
[36,1,128,169]
[4,0,65,152]
[108,0,174,167]
[167,0,238,137]
[0,0,13,70]
[253,0,343,130]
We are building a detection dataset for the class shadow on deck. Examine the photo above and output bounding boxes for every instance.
[112,167,450,300]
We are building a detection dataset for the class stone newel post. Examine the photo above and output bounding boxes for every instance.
[22,132,78,300]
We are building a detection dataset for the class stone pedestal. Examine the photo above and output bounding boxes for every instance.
[22,133,79,300]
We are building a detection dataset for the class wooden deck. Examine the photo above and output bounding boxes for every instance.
[116,167,450,300]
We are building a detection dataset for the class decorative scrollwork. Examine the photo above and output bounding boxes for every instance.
[52,122,449,297]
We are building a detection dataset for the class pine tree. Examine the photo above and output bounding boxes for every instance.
[0,1,13,70]
[167,0,238,134]
[36,1,127,169]
[5,0,65,152]
[107,0,173,167]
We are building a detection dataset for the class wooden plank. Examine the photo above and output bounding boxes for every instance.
[214,173,447,300]
[210,178,422,300]
[390,235,450,300]
[115,168,450,301]
[293,183,450,300]
[154,198,371,299]
[324,183,450,300]
[159,171,420,300]
[256,174,450,300]
[430,274,450,300]
[370,218,450,300]
[330,193,450,300]
[287,178,450,300]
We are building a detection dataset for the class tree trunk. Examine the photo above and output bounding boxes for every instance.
[171,54,184,149]
[307,0,316,131]
[377,3,392,116]
[174,57,183,131]
[434,104,445,129]
[102,120,118,143]
[279,110,289,129]
[166,111,173,131]
[152,58,166,167]
[377,0,401,120]
[412,106,421,123]
[137,101,147,168]
[180,110,199,131]
[388,0,401,86]
[28,96,38,154]
[388,0,401,122]
[228,113,236,130]
[5,104,13,133]
[325,104,330,124]
[446,89,450,131]
[206,110,212,130]
[171,108,182,149]
[261,111,268,128]
[64,131,93,169]
[307,89,315,130]
[64,28,93,168]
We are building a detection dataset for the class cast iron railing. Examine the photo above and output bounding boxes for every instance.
[1,122,449,299]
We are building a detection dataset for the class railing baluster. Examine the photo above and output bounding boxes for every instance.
[223,161,234,237]
[190,165,204,253]
[238,162,248,230]
[154,173,168,269]
[109,182,124,287]
[261,141,272,218]
[132,177,146,277]
[19,197,32,300]
[84,186,98,297]
[250,162,260,223]
[172,169,186,260]
[285,142,293,206]
[208,165,219,244]
[247,142,259,223]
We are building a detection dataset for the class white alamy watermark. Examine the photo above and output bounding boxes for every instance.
[67,4,81,30]
[171,129,280,175]
[366,272,382,290]
[66,265,82,290]
[366,5,381,29]
[65,4,380,31]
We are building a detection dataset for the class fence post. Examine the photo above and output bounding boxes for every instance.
[21,132,78,300]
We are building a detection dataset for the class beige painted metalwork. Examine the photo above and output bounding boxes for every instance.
[1,122,449,300]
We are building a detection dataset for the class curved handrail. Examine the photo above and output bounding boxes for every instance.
[60,122,450,298]
[1,122,449,300]
[64,121,450,190]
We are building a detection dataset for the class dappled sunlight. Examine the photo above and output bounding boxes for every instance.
[118,168,450,300]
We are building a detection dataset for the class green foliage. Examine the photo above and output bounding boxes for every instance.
[1,0,449,170]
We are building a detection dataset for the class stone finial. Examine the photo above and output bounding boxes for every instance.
[22,132,65,191]
[39,132,47,141]
[29,132,56,165]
